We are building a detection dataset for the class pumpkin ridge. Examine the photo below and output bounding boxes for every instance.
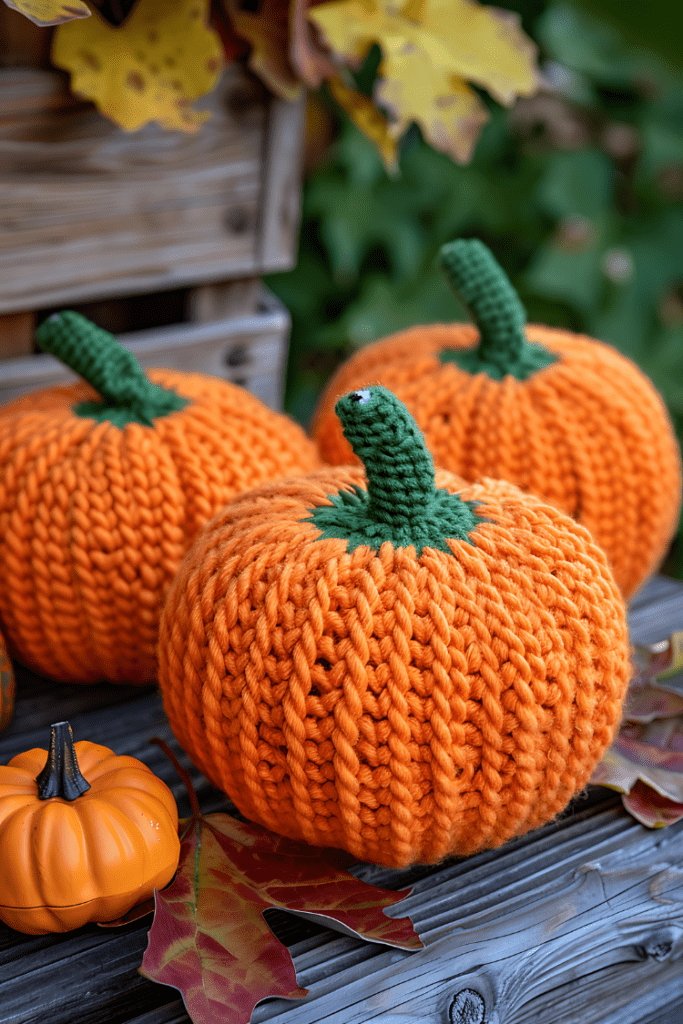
[0,417,98,680]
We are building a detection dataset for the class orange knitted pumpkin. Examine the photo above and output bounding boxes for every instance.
[0,721,180,934]
[0,312,319,684]
[311,240,682,601]
[158,387,630,868]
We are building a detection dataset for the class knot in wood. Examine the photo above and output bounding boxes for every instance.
[450,988,486,1024]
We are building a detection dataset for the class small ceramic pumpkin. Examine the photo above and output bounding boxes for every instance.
[311,240,682,600]
[0,312,319,684]
[0,624,15,733]
[0,721,180,934]
[158,386,630,868]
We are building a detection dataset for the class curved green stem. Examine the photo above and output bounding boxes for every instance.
[36,311,188,427]
[438,239,556,381]
[36,721,91,801]
[307,387,480,557]
[335,387,438,528]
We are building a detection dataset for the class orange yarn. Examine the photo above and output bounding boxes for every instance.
[158,388,630,868]
[312,245,682,602]
[0,625,15,733]
[0,368,319,684]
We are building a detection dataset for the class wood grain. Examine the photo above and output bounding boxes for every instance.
[0,63,304,315]
[258,95,306,273]
[187,278,261,321]
[1,576,682,1024]
[0,287,290,410]
[0,310,34,358]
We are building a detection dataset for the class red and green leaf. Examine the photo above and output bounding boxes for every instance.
[591,634,683,828]
[140,743,421,1024]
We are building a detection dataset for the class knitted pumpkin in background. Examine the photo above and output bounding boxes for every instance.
[0,625,15,733]
[311,240,682,601]
[0,312,319,685]
[158,386,630,869]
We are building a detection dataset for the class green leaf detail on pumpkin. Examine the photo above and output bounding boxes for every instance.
[306,386,480,557]
[438,238,557,381]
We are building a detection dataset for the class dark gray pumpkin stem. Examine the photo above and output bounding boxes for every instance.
[36,721,91,801]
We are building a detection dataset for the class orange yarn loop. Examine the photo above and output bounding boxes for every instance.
[0,367,319,684]
[311,243,682,602]
[158,389,630,868]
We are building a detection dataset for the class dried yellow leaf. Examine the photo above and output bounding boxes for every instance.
[376,43,489,163]
[51,0,224,133]
[411,0,539,106]
[310,0,540,162]
[220,0,302,102]
[2,0,90,26]
[328,75,398,172]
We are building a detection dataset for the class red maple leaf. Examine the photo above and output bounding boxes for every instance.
[140,741,422,1024]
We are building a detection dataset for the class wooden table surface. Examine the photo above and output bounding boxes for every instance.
[2,575,683,1024]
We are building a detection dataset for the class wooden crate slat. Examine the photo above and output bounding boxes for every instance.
[0,310,34,358]
[187,278,261,321]
[0,288,290,410]
[258,96,306,273]
[0,65,304,315]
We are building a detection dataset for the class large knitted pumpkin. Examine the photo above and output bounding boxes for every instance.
[311,240,682,601]
[158,386,630,868]
[0,624,15,733]
[0,312,319,684]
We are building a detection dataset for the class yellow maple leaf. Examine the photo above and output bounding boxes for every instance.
[2,0,90,26]
[328,75,398,172]
[51,0,224,132]
[376,42,489,163]
[310,0,540,162]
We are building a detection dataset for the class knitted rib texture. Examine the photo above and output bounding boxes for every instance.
[158,463,630,868]
[311,323,682,601]
[0,370,320,684]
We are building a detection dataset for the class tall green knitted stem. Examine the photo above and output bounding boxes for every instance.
[438,239,556,381]
[306,387,480,557]
[35,311,188,427]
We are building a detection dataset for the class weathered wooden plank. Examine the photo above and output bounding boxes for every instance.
[258,95,306,273]
[627,573,683,644]
[0,65,287,314]
[0,575,682,1024]
[187,278,261,321]
[0,288,290,410]
[0,310,34,358]
[0,6,52,69]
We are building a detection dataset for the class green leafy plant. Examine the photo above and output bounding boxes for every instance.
[267,1,683,576]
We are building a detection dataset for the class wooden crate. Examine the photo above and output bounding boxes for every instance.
[0,285,291,410]
[0,62,304,318]
[0,5,304,405]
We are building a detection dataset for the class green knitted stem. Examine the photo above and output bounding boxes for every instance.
[35,311,189,427]
[438,239,556,381]
[306,387,480,557]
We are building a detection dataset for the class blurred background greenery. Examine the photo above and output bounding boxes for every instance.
[265,0,683,577]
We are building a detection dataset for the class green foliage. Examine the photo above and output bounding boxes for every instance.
[266,0,683,574]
